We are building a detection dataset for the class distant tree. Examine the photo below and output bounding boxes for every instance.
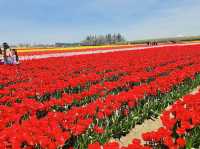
[81,33,125,46]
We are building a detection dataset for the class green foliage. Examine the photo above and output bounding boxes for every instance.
[186,126,200,149]
[82,33,126,46]
[70,74,200,149]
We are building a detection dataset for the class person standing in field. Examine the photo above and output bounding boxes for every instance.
[11,49,19,64]
[0,48,4,64]
[2,42,19,64]
[3,42,12,64]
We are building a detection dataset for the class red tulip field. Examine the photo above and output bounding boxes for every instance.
[0,44,200,149]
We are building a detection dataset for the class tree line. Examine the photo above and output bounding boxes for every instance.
[81,33,126,46]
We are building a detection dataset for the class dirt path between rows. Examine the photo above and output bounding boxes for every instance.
[110,86,200,147]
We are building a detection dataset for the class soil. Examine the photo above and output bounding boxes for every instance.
[110,86,200,147]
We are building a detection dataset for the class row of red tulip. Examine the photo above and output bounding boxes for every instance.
[94,86,200,149]
[1,46,198,127]
[141,89,200,148]
[0,45,200,148]
[1,45,199,95]
[1,59,200,148]
[0,49,199,137]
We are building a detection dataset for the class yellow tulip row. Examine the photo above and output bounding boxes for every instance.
[16,44,133,53]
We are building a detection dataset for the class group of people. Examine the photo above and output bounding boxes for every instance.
[147,41,158,46]
[0,43,19,65]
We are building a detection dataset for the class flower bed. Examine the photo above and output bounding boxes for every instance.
[141,90,200,149]
[0,44,200,148]
[88,78,200,149]
[17,45,137,56]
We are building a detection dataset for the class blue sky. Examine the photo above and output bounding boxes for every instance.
[0,0,200,44]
